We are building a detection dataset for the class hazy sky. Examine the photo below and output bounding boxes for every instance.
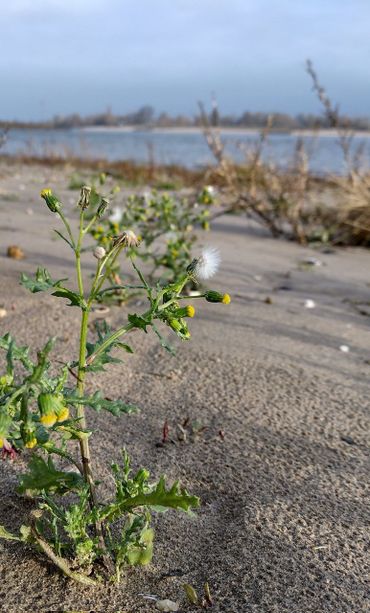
[1,0,370,120]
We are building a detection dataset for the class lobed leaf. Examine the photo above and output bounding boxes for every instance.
[18,455,84,496]
[20,268,67,293]
[101,476,199,522]
[64,390,138,416]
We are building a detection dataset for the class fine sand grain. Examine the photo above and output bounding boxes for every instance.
[0,162,369,612]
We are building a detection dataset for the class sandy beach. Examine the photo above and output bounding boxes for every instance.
[0,161,369,612]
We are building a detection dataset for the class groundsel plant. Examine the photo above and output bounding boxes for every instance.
[0,186,230,585]
[89,187,215,301]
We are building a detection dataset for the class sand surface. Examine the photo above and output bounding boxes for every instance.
[0,162,369,612]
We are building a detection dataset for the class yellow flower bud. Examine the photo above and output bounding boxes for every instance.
[56,407,69,422]
[222,293,231,304]
[186,305,195,317]
[25,437,37,449]
[40,413,57,427]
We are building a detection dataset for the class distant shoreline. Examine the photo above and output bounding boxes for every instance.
[4,125,370,138]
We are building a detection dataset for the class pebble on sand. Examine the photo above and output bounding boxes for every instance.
[7,245,25,260]
[339,345,350,353]
[156,599,179,612]
[304,299,316,309]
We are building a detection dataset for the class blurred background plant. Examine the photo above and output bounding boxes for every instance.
[87,185,216,303]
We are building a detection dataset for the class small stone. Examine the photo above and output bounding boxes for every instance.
[156,599,179,612]
[7,245,25,260]
[304,299,316,309]
[0,308,7,318]
[339,345,350,353]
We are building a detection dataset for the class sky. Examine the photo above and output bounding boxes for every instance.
[1,0,370,120]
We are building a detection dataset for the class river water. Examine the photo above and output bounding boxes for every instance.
[3,127,370,175]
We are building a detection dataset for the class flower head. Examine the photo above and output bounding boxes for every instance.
[112,230,140,248]
[205,290,231,304]
[93,246,106,260]
[173,305,195,318]
[97,197,109,218]
[56,406,69,423]
[40,188,61,213]
[40,413,57,427]
[78,185,91,210]
[187,247,220,280]
[109,207,123,224]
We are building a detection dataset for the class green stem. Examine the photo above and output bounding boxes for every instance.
[94,244,125,296]
[30,525,97,586]
[75,210,85,296]
[58,210,76,250]
[82,214,98,235]
[85,322,135,366]
[74,213,114,574]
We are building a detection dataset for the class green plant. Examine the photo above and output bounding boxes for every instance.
[89,188,215,302]
[0,186,230,585]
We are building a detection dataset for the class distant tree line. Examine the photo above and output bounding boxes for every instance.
[1,105,370,131]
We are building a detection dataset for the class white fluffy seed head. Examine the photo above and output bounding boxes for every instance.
[108,206,123,224]
[193,247,220,280]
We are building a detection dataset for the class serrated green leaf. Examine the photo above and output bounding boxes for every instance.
[152,324,176,356]
[51,287,86,309]
[20,268,67,293]
[0,333,33,372]
[128,313,151,332]
[18,455,84,495]
[84,320,132,372]
[64,390,138,417]
[101,475,199,522]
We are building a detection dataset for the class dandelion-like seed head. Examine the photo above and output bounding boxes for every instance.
[188,247,220,280]
[109,207,123,224]
[112,229,140,248]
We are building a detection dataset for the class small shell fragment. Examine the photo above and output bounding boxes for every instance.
[304,299,316,309]
[0,308,7,318]
[339,345,350,353]
[156,599,179,612]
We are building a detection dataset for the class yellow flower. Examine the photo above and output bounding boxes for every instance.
[222,293,231,304]
[25,437,37,449]
[186,305,195,318]
[0,437,4,449]
[40,413,57,427]
[56,407,69,423]
[40,188,52,198]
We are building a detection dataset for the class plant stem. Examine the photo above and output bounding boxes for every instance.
[30,525,97,586]
[58,210,76,250]
[85,322,135,366]
[74,212,114,574]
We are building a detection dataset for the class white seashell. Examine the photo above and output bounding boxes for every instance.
[339,345,350,353]
[156,599,179,612]
[304,299,316,309]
